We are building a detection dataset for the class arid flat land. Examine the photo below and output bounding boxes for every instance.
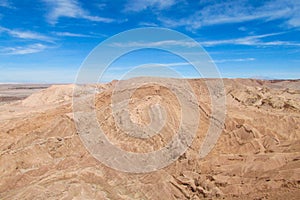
[0,84,51,105]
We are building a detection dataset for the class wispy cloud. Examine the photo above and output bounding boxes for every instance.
[1,43,49,55]
[110,32,300,48]
[0,26,54,42]
[200,32,300,47]
[139,22,159,27]
[213,58,255,63]
[159,0,300,29]
[111,40,198,48]
[43,0,114,24]
[109,62,191,71]
[0,0,14,8]
[124,0,176,12]
[152,62,191,67]
[53,31,92,37]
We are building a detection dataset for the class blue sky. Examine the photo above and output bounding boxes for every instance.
[0,0,299,83]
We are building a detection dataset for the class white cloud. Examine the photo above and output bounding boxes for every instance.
[139,22,159,27]
[213,58,255,63]
[200,32,300,47]
[0,0,13,8]
[53,31,91,37]
[111,40,198,48]
[238,26,247,32]
[1,43,48,55]
[0,26,54,42]
[159,0,300,29]
[96,3,107,10]
[43,0,114,24]
[153,62,191,67]
[109,62,191,71]
[110,32,300,48]
[124,0,176,12]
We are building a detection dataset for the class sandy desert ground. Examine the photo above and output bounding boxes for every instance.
[0,78,299,199]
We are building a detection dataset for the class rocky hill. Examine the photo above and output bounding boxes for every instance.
[0,78,299,199]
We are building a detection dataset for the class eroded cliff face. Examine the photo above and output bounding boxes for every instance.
[0,78,299,199]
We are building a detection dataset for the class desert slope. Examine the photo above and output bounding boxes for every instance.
[0,78,299,199]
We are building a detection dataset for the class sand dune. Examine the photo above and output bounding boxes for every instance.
[0,78,299,199]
